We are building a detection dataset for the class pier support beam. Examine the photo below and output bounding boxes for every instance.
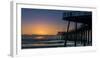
[64,21,70,47]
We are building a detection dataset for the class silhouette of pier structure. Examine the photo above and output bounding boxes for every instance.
[58,11,92,47]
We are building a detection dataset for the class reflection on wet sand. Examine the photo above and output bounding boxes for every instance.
[34,36,45,40]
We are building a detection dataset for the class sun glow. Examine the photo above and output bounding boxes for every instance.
[34,30,48,35]
[22,18,67,35]
[22,22,67,35]
[31,24,56,35]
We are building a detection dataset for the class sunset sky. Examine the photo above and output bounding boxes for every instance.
[21,8,75,35]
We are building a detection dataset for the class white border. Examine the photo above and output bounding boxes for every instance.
[11,1,97,57]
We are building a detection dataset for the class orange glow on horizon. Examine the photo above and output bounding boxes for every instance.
[22,24,58,35]
[22,21,67,35]
[31,24,58,35]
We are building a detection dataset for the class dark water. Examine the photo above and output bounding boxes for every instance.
[22,35,92,49]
